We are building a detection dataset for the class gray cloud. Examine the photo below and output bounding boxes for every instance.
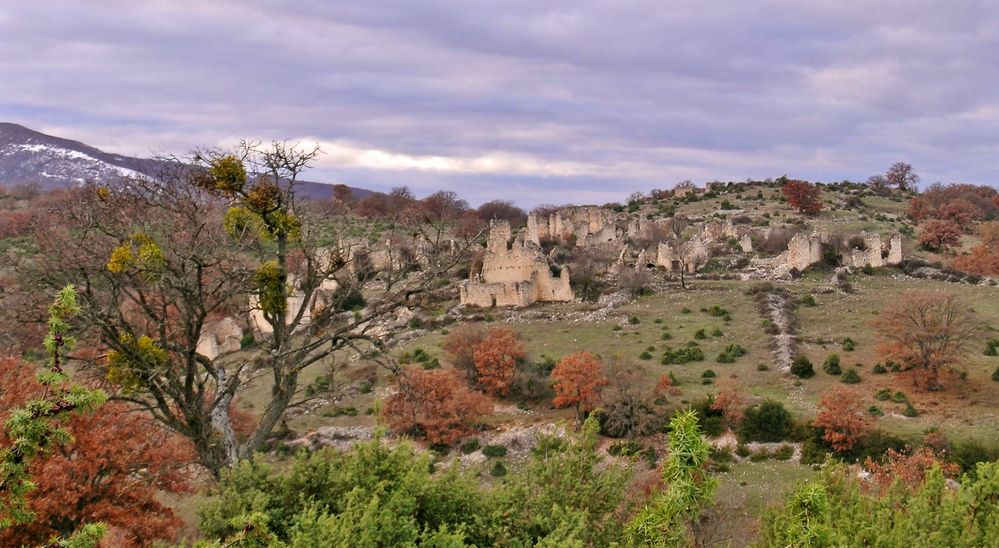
[1,0,997,206]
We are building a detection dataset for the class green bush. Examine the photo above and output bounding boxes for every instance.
[800,294,817,307]
[842,337,856,351]
[874,388,891,401]
[872,363,887,374]
[992,367,999,382]
[240,331,255,349]
[482,444,508,458]
[790,356,815,379]
[681,307,692,314]
[691,396,725,437]
[628,316,641,325]
[716,344,747,364]
[701,369,716,379]
[799,440,828,465]
[840,369,861,384]
[707,305,729,317]
[661,345,705,364]
[490,460,507,477]
[711,327,724,337]
[902,403,919,417]
[739,400,793,443]
[639,351,653,360]
[735,444,751,458]
[822,354,842,375]
[892,391,907,403]
[460,439,481,454]
[984,338,999,356]
[867,405,884,417]
[749,449,771,462]
[660,332,673,341]
[422,357,441,370]
[694,329,707,340]
[773,444,794,461]
[756,363,769,371]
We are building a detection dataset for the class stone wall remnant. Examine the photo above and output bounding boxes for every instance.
[460,220,573,308]
[655,236,709,273]
[197,317,244,360]
[528,206,618,247]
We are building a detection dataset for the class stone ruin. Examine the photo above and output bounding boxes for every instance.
[460,220,573,308]
[527,206,620,247]
[774,230,902,273]
[196,317,245,360]
[655,236,710,273]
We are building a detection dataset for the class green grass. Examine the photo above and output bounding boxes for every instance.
[709,461,819,546]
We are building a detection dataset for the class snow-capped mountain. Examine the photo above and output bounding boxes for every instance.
[0,123,164,189]
[0,123,374,200]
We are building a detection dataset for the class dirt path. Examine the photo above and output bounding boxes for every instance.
[763,291,796,373]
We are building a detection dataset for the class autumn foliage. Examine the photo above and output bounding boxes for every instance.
[863,446,960,490]
[0,357,194,547]
[953,221,999,276]
[871,292,979,390]
[907,183,999,222]
[781,180,823,215]
[472,327,526,396]
[441,323,487,383]
[383,367,492,445]
[709,379,745,430]
[551,351,609,419]
[813,388,871,452]
[918,219,962,251]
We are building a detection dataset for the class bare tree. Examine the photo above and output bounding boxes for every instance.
[885,162,919,192]
[16,142,478,475]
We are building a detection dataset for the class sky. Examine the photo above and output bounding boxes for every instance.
[2,1,998,207]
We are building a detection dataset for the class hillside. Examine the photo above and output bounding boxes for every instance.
[0,123,375,200]
[3,174,997,546]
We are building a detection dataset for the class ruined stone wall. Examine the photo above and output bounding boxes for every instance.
[462,219,573,308]
[778,231,903,272]
[655,237,709,273]
[196,317,244,360]
[887,234,902,265]
[781,232,825,271]
[528,206,618,246]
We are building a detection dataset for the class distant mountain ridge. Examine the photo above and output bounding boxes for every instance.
[0,123,374,200]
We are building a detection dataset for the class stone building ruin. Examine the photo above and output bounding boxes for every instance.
[460,220,573,308]
[776,230,903,273]
[527,206,620,247]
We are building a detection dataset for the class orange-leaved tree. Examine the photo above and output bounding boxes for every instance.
[441,323,486,384]
[813,388,871,452]
[953,221,999,276]
[781,180,823,215]
[0,357,195,547]
[709,378,745,430]
[382,367,492,445]
[472,327,525,396]
[871,292,979,390]
[918,219,962,251]
[551,351,609,420]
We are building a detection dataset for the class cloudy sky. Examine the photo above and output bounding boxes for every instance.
[2,1,998,206]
